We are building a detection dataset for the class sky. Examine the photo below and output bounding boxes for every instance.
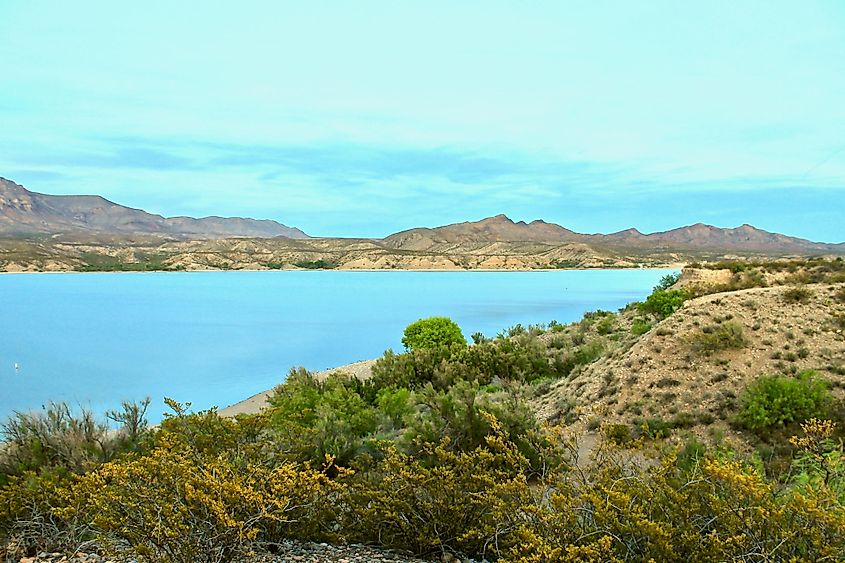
[1,1,844,241]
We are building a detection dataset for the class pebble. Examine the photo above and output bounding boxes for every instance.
[15,540,446,563]
[241,540,435,562]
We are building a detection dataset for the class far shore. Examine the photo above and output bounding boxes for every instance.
[0,264,686,275]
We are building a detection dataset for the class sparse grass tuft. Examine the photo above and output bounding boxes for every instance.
[782,286,813,304]
[689,321,747,355]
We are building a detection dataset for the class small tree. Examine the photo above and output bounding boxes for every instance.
[638,289,689,319]
[401,317,466,351]
[654,272,681,291]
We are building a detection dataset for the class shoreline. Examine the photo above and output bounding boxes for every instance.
[0,264,686,275]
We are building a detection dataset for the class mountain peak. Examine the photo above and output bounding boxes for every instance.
[486,213,514,223]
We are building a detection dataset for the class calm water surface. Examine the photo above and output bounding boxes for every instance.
[0,269,674,422]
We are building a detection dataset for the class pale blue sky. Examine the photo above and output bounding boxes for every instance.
[1,1,844,240]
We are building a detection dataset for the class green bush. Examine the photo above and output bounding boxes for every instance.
[654,272,681,291]
[293,259,337,269]
[603,423,632,445]
[783,286,813,304]
[401,380,551,473]
[738,371,834,432]
[689,321,747,355]
[368,345,476,393]
[638,289,689,319]
[267,370,385,466]
[370,331,576,392]
[401,316,467,351]
[631,318,653,336]
[595,316,615,335]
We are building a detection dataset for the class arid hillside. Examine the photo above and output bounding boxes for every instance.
[0,235,674,272]
[533,262,845,450]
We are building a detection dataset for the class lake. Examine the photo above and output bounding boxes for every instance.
[0,269,675,423]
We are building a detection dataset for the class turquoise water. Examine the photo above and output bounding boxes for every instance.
[0,269,674,423]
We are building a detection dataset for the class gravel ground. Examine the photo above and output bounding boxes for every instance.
[12,540,441,563]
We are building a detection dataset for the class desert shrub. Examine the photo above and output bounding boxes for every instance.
[471,331,489,344]
[738,371,834,432]
[631,318,652,336]
[595,316,615,335]
[342,419,532,558]
[478,333,562,383]
[689,321,747,355]
[402,316,467,351]
[835,287,845,304]
[368,345,464,392]
[401,381,552,474]
[65,445,338,563]
[638,289,689,319]
[106,397,151,451]
[267,370,384,466]
[156,399,266,463]
[506,453,845,562]
[831,314,845,331]
[293,259,336,269]
[0,470,89,559]
[572,339,605,366]
[783,286,813,304]
[371,331,573,392]
[582,309,613,321]
[500,323,527,338]
[602,423,632,445]
[1,401,151,481]
[654,272,681,291]
[789,419,845,501]
[637,417,674,439]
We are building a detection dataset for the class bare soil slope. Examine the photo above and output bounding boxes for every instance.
[536,283,845,437]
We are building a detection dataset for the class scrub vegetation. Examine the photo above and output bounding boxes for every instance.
[2,258,845,562]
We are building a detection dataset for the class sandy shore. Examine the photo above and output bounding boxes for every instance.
[217,358,378,417]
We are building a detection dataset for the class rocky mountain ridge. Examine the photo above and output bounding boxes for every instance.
[384,214,844,254]
[0,177,309,240]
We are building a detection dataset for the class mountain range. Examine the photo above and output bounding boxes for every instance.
[384,214,844,254]
[1,177,842,255]
[0,177,308,240]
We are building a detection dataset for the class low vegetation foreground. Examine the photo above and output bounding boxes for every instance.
[2,257,845,562]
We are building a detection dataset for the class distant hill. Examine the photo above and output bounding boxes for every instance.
[0,177,308,239]
[2,177,842,256]
[383,214,844,254]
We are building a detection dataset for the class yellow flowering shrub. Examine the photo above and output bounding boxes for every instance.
[0,470,88,560]
[341,416,533,558]
[505,445,845,562]
[62,445,339,563]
